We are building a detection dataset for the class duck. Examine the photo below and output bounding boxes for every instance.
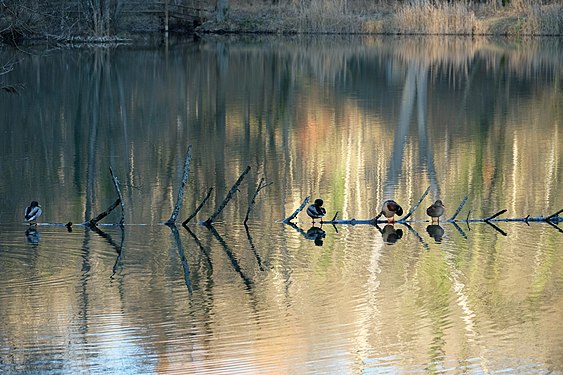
[306,198,327,224]
[24,201,42,225]
[426,200,445,223]
[380,199,403,223]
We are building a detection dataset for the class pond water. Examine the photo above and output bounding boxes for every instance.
[0,35,562,374]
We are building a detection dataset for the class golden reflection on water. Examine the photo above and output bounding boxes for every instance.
[0,36,561,373]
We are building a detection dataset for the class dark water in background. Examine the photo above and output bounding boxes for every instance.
[0,35,562,374]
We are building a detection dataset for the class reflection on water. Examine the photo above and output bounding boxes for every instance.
[426,224,444,243]
[376,223,404,245]
[0,35,562,373]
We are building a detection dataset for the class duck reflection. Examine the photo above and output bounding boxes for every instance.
[426,224,445,243]
[306,226,326,246]
[25,227,41,246]
[376,223,403,245]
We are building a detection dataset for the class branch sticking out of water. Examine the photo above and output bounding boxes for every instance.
[88,198,121,227]
[448,196,468,221]
[166,145,192,226]
[109,167,125,225]
[484,209,507,222]
[546,208,563,222]
[182,187,213,227]
[398,186,430,222]
[244,177,272,225]
[203,165,251,226]
[331,211,339,221]
[282,196,310,223]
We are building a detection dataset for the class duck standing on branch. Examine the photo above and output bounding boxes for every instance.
[379,199,403,223]
[426,200,445,223]
[307,198,326,224]
[24,201,42,225]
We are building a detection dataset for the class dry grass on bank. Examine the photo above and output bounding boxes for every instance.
[200,0,563,36]
[392,3,476,35]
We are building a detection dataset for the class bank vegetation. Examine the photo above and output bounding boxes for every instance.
[0,0,561,45]
[205,0,562,36]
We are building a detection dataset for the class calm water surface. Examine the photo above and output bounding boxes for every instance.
[0,35,562,374]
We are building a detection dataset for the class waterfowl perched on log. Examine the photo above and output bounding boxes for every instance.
[306,198,326,224]
[24,201,42,225]
[426,200,445,223]
[380,200,403,223]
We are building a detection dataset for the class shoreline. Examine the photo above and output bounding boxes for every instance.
[193,3,562,37]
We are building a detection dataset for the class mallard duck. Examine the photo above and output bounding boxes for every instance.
[24,201,42,225]
[426,200,445,222]
[306,198,327,224]
[380,199,403,223]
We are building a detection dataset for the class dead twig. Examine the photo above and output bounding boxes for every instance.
[109,167,125,225]
[546,208,563,223]
[88,198,121,227]
[203,165,251,226]
[397,186,430,222]
[484,209,507,222]
[449,196,468,221]
[244,177,272,225]
[166,145,192,226]
[282,196,310,223]
[182,187,213,226]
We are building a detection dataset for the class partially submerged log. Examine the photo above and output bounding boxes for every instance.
[282,186,562,228]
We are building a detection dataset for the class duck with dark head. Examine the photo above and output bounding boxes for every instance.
[24,201,42,226]
[379,199,403,223]
[427,200,445,223]
[306,198,327,225]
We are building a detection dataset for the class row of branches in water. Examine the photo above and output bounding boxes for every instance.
[72,146,561,233]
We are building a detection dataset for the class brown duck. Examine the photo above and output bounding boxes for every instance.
[380,200,403,223]
[426,200,445,222]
